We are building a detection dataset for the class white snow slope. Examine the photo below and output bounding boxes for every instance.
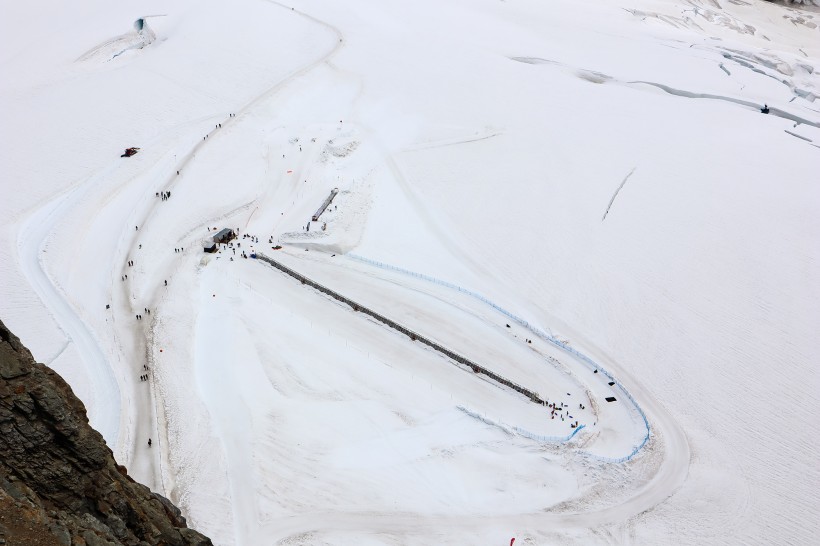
[1,0,818,544]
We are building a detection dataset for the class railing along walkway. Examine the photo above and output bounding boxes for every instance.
[255,252,546,405]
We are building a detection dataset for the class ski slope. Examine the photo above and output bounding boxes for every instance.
[1,0,819,544]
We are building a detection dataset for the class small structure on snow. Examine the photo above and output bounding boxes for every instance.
[213,228,236,244]
[312,188,339,222]
[121,147,140,157]
[203,241,217,253]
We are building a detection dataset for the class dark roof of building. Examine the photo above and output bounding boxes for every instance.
[213,228,235,242]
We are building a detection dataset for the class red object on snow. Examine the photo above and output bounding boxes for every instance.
[510,539,515,546]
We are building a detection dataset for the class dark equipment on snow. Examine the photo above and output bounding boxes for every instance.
[121,147,140,157]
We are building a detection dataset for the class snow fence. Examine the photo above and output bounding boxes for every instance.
[255,253,547,405]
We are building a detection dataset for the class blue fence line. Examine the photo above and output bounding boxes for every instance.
[457,406,586,444]
[348,253,650,463]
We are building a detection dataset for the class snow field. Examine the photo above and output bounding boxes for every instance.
[2,0,819,543]
[176,260,583,520]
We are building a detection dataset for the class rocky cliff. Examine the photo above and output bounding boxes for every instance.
[0,319,212,546]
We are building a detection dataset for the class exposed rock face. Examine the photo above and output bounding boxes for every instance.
[0,319,212,546]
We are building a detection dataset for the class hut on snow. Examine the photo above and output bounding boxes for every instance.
[213,228,236,244]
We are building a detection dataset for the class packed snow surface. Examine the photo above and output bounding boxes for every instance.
[2,0,819,543]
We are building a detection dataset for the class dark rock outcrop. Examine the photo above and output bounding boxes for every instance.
[0,319,212,546]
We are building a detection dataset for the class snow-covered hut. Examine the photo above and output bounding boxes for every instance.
[213,228,236,244]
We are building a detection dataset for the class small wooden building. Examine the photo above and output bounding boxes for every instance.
[203,242,217,253]
[213,228,236,244]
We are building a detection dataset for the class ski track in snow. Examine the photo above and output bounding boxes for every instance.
[17,181,122,445]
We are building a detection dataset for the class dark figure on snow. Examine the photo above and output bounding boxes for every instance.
[761,104,770,114]
[148,438,152,447]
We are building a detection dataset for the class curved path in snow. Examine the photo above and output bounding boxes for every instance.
[116,1,345,496]
[15,0,344,496]
[251,364,688,539]
[250,250,689,540]
[17,179,122,445]
[346,254,651,459]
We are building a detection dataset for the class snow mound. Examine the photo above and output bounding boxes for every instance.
[76,18,157,63]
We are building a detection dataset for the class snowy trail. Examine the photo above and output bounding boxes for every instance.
[255,252,547,404]
[248,251,689,540]
[271,248,645,454]
[254,399,687,539]
[17,175,122,446]
[12,0,345,494]
[254,410,686,541]
[16,140,188,487]
[116,2,344,493]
